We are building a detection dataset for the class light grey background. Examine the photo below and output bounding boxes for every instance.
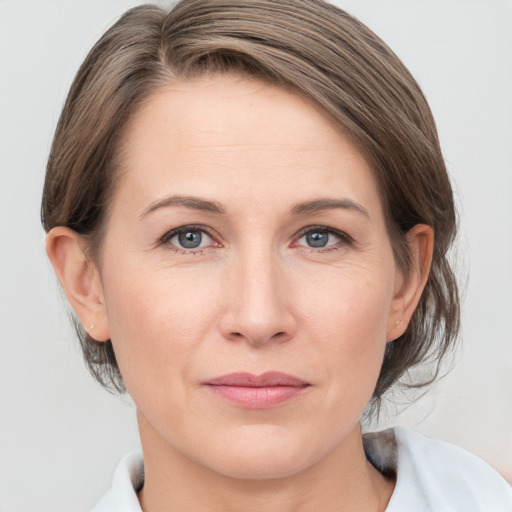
[0,1,511,510]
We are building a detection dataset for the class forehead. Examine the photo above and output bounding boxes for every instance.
[114,74,382,217]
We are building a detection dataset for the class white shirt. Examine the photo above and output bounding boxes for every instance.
[92,427,512,511]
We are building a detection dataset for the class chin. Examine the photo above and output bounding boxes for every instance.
[210,452,310,481]
[197,425,323,481]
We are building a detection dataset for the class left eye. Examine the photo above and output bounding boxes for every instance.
[296,228,346,249]
[165,228,213,250]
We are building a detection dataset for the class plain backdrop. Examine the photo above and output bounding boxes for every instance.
[0,1,511,510]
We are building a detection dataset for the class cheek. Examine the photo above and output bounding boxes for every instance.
[302,261,394,345]
[101,260,220,393]
[299,265,394,393]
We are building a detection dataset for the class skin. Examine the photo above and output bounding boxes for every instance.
[47,75,433,512]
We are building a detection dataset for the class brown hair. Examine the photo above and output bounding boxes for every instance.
[41,0,459,410]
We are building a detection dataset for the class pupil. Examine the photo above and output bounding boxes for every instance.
[178,230,202,248]
[307,231,328,247]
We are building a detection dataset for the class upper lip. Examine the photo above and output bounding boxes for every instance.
[204,371,309,387]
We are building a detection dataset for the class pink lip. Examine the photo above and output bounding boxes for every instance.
[203,372,310,409]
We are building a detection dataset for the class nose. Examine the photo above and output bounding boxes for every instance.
[219,247,297,346]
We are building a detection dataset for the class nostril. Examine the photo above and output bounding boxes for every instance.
[228,331,289,344]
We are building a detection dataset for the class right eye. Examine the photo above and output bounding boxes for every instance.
[161,225,219,253]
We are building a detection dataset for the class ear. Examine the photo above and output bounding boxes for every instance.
[386,224,434,341]
[46,226,110,342]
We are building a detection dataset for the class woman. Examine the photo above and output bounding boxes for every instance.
[41,0,512,510]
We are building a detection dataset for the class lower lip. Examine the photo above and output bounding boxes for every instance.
[205,385,308,409]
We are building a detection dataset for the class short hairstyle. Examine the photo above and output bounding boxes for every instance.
[41,0,460,412]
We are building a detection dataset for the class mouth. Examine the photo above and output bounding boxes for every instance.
[203,371,311,409]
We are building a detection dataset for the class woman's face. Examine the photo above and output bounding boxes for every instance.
[97,75,406,479]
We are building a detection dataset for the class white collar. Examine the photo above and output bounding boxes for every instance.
[91,427,512,511]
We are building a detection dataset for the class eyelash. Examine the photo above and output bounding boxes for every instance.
[159,225,354,254]
[293,225,354,252]
[159,224,219,255]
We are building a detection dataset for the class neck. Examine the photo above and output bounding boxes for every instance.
[137,413,394,512]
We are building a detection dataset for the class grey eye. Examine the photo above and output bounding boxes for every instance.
[305,231,329,247]
[177,230,203,248]
[163,226,216,252]
[295,227,350,250]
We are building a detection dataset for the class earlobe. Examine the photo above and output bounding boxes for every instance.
[45,227,110,342]
[387,224,434,341]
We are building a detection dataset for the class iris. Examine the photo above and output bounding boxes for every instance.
[306,231,329,248]
[178,230,202,248]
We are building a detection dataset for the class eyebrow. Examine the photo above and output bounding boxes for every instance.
[140,195,369,220]
[291,198,370,219]
[140,195,226,218]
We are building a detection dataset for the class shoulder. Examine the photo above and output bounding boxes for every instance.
[367,427,512,512]
[91,451,144,512]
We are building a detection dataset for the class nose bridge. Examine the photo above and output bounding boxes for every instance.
[223,242,294,345]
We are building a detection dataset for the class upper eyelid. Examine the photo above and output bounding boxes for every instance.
[160,224,217,242]
[294,225,353,241]
[158,225,220,254]
[158,224,354,248]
